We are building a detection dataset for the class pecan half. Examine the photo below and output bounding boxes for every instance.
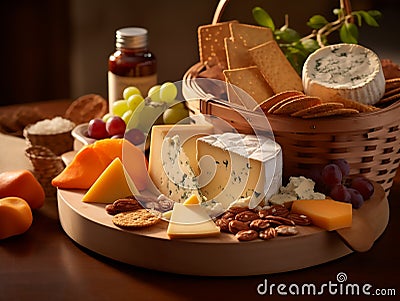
[105,198,142,215]
[235,210,259,222]
[275,225,299,236]
[228,220,250,234]
[249,219,270,231]
[287,213,312,226]
[259,205,289,218]
[235,229,258,241]
[259,227,277,240]
[263,215,295,226]
[221,211,236,221]
[228,206,249,215]
[215,218,230,232]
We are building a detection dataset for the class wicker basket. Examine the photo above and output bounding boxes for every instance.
[183,0,400,195]
[25,145,65,197]
[23,125,74,156]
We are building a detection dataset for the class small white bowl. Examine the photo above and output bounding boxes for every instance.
[71,123,96,150]
[71,123,148,152]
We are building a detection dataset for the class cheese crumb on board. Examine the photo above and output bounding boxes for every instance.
[269,176,325,206]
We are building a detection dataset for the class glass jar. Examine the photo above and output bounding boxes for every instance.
[108,27,157,108]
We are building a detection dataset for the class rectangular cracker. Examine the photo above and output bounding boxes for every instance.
[249,40,303,93]
[229,23,273,49]
[224,37,253,69]
[224,66,274,110]
[198,20,238,69]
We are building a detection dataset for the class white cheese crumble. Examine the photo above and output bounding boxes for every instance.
[269,176,325,205]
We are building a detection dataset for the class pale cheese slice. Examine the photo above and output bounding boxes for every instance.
[167,203,220,238]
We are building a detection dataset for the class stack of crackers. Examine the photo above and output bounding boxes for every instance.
[197,21,398,118]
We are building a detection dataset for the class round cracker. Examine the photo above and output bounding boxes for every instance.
[302,108,359,119]
[255,90,304,112]
[273,96,322,115]
[291,102,344,117]
[383,86,400,98]
[376,92,400,106]
[267,94,305,114]
[385,78,400,91]
[112,209,160,229]
[329,96,377,113]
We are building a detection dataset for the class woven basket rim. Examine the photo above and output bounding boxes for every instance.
[25,145,60,160]
[183,62,400,134]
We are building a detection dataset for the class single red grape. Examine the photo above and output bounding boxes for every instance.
[106,116,126,136]
[322,164,343,188]
[87,118,109,139]
[348,187,364,209]
[124,128,145,145]
[330,184,351,203]
[332,159,350,177]
[350,176,374,200]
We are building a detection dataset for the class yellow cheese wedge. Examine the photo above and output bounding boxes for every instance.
[291,199,352,231]
[183,194,200,205]
[82,158,139,203]
[167,203,220,238]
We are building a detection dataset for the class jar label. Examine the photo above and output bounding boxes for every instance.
[108,72,158,108]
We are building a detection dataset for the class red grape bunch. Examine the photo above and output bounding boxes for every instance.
[319,159,374,209]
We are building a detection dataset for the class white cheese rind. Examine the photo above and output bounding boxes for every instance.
[302,43,385,105]
[197,133,282,209]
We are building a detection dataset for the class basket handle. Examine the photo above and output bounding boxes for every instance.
[212,0,229,24]
[212,0,353,25]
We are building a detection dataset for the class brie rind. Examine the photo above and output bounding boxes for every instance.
[302,43,385,105]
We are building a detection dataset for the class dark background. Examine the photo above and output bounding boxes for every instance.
[0,0,399,105]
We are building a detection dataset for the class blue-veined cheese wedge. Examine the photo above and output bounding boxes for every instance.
[196,132,282,209]
[148,123,214,203]
[302,43,385,105]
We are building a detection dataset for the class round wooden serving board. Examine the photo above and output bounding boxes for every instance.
[57,184,388,276]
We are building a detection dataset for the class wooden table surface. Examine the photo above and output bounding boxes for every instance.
[0,100,399,301]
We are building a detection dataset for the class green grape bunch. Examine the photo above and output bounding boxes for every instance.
[252,0,382,74]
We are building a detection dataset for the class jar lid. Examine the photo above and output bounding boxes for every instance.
[115,27,148,49]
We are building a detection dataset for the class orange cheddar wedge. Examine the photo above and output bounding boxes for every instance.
[291,199,352,231]
[52,138,148,191]
[51,146,108,189]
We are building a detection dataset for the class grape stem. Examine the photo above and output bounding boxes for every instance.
[300,0,354,47]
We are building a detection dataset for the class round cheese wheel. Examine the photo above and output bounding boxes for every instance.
[302,44,385,105]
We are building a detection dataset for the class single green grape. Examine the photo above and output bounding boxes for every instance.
[148,85,161,102]
[127,94,145,112]
[162,104,189,124]
[123,86,142,100]
[121,109,133,124]
[102,113,113,123]
[159,82,178,103]
[112,100,129,117]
